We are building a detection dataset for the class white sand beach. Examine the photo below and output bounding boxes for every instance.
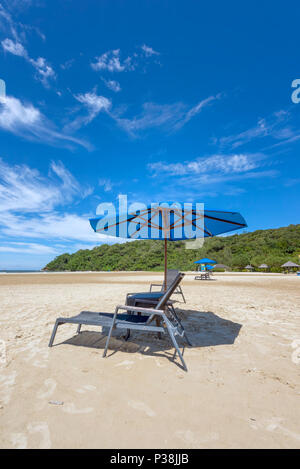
[0,272,299,449]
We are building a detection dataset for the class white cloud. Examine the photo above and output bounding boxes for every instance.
[1,37,26,56]
[147,153,278,189]
[218,110,293,149]
[114,94,220,136]
[67,91,112,131]
[0,158,118,252]
[0,212,107,243]
[1,37,56,87]
[75,91,111,115]
[102,78,121,92]
[0,2,45,42]
[115,102,185,135]
[141,44,159,57]
[0,242,58,254]
[29,56,56,87]
[0,95,40,128]
[68,90,218,135]
[0,3,20,41]
[148,153,261,176]
[0,94,90,149]
[2,0,34,13]
[0,158,88,213]
[91,49,128,72]
[174,94,222,130]
[60,58,75,70]
[98,178,113,192]
[176,169,278,186]
[91,45,160,74]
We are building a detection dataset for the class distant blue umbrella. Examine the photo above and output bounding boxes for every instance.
[90,202,247,288]
[194,258,217,264]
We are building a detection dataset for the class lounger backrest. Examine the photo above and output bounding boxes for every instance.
[156,272,185,311]
[163,269,179,289]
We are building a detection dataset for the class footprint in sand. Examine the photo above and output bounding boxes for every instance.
[176,429,219,447]
[37,378,57,399]
[10,433,28,449]
[250,417,300,443]
[27,422,51,449]
[115,360,134,370]
[62,403,93,414]
[75,384,97,394]
[18,339,49,368]
[128,400,156,417]
[0,371,17,405]
[291,339,300,365]
[33,347,49,368]
[0,340,6,366]
[266,417,300,442]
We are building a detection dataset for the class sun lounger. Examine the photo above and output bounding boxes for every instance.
[149,269,186,303]
[125,274,191,346]
[48,272,189,370]
[195,272,211,280]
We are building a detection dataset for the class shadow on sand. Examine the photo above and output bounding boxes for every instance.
[54,309,242,371]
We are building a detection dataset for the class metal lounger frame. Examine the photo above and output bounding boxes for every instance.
[49,273,189,370]
[149,269,186,303]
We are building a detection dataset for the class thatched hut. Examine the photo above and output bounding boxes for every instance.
[258,263,269,271]
[281,261,299,273]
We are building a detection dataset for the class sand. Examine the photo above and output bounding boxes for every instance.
[0,271,299,449]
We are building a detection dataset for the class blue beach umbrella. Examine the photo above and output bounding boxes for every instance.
[194,258,217,264]
[89,202,247,288]
[194,258,216,272]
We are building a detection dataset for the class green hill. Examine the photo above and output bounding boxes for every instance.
[44,224,300,273]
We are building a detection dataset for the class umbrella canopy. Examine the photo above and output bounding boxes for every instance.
[90,203,247,289]
[245,264,254,270]
[281,261,299,268]
[194,258,217,264]
[258,263,269,269]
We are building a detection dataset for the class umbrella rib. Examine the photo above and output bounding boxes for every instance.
[186,218,212,236]
[96,213,139,232]
[204,214,245,226]
[129,207,161,237]
[131,215,160,230]
[96,208,159,232]
[130,216,156,237]
[170,215,212,236]
[94,207,245,238]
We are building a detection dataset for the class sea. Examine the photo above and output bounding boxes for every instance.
[0,270,41,273]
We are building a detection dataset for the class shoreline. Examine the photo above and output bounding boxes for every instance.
[0,270,294,276]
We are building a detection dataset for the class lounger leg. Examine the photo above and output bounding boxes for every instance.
[166,326,188,371]
[77,324,82,334]
[124,329,130,341]
[48,320,62,347]
[169,305,182,325]
[183,331,192,347]
[168,306,192,346]
[156,317,162,339]
[103,311,118,358]
[179,286,186,303]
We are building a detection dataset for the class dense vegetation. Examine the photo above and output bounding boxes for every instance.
[44,224,300,272]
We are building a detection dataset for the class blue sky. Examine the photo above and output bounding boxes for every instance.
[0,0,299,269]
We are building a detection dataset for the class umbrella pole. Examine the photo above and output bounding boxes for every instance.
[154,237,167,338]
[164,238,167,292]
